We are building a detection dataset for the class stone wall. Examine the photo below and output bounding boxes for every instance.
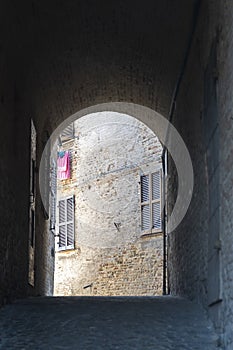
[218,2,233,348]
[167,0,212,303]
[55,239,163,296]
[0,50,30,305]
[167,1,233,348]
[54,112,163,296]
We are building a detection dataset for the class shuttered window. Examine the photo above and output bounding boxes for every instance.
[57,196,75,250]
[60,123,74,143]
[140,169,162,233]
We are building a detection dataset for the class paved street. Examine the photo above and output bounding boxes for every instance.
[0,296,218,349]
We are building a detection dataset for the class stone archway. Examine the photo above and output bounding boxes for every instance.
[39,103,193,297]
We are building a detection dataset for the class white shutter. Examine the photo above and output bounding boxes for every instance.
[58,196,74,250]
[140,168,162,233]
[58,200,66,249]
[141,175,149,202]
[141,205,150,231]
[59,225,66,248]
[67,197,74,249]
[141,174,150,231]
[59,200,66,224]
[152,202,161,229]
[152,170,162,230]
[152,171,160,200]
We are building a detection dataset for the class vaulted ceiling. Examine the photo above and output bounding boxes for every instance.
[1,0,199,123]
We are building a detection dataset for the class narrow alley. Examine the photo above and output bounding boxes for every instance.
[1,0,233,349]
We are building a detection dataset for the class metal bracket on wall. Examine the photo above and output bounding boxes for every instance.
[114,222,121,231]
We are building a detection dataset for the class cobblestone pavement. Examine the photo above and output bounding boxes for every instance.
[0,296,218,349]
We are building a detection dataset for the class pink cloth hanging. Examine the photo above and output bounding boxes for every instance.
[57,151,70,180]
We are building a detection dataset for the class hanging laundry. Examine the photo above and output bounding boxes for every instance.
[57,151,70,180]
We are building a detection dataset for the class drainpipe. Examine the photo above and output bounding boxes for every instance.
[162,151,168,295]
[161,0,202,295]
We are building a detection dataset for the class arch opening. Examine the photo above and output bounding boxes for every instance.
[38,103,193,297]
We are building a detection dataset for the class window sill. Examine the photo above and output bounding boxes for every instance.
[140,231,163,239]
[56,247,75,253]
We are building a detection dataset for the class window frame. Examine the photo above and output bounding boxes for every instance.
[140,166,163,235]
[56,195,75,251]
